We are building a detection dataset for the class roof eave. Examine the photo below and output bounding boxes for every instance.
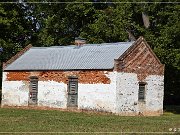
[3,68,114,72]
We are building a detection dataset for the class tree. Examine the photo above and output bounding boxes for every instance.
[130,2,180,104]
[32,1,96,46]
[0,2,36,88]
[80,2,134,43]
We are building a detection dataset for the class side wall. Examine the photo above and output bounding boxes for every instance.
[1,71,116,112]
[145,75,164,115]
[115,39,164,116]
[116,72,138,115]
[116,73,164,116]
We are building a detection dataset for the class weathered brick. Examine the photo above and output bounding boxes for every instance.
[6,70,111,84]
[115,42,164,81]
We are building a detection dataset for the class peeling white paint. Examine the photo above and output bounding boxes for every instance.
[116,72,139,114]
[145,75,164,113]
[2,80,29,106]
[2,72,7,81]
[78,83,116,112]
[116,72,164,115]
[78,72,117,112]
[1,71,164,115]
[38,81,67,108]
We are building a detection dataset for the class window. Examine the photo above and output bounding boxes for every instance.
[29,76,38,105]
[138,82,146,101]
[67,76,78,107]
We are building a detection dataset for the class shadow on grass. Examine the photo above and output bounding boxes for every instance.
[164,105,180,114]
[0,90,1,106]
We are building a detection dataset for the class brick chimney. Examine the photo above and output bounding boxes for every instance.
[75,37,86,46]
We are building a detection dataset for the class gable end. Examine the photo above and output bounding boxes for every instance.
[114,36,164,81]
[119,36,162,65]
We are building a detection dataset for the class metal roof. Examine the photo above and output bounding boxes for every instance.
[4,42,134,71]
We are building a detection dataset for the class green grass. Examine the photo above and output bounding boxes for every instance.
[0,107,179,134]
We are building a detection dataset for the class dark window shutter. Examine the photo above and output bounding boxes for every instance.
[67,76,78,107]
[29,76,38,105]
[138,83,146,101]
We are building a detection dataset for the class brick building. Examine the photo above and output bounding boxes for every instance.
[1,37,164,116]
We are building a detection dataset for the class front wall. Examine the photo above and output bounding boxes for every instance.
[2,81,29,106]
[2,72,29,106]
[2,71,116,113]
[38,81,67,108]
[78,72,116,112]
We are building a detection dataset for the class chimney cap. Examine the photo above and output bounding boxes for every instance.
[75,37,86,40]
[75,37,86,46]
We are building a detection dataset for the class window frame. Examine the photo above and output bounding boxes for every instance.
[138,82,147,102]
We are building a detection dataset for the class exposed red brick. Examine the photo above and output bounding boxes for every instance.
[6,70,111,84]
[6,72,30,81]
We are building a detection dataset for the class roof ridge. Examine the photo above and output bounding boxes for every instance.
[31,42,134,49]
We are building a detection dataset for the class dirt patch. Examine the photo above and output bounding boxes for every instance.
[2,105,115,116]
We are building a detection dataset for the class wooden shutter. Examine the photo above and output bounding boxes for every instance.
[67,76,78,107]
[138,82,146,101]
[29,76,38,105]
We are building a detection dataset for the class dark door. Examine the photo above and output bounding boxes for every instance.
[67,77,78,107]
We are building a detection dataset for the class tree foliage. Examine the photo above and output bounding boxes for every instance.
[0,2,36,88]
[0,3,37,59]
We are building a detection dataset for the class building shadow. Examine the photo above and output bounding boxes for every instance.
[164,105,180,114]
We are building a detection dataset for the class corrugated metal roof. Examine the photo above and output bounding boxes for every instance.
[4,42,134,71]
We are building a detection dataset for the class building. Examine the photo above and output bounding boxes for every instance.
[1,37,164,116]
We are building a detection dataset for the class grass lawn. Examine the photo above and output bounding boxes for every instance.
[0,106,179,134]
